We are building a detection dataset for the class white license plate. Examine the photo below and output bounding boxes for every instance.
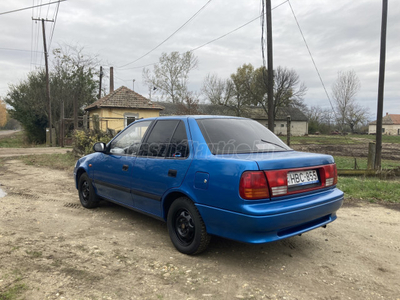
[287,170,319,187]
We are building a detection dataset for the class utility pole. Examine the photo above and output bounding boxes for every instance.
[33,18,54,146]
[132,79,135,92]
[98,66,103,99]
[375,0,388,170]
[266,0,274,132]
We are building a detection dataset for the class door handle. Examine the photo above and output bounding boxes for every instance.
[122,164,129,171]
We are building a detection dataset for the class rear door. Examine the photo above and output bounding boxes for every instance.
[131,119,192,217]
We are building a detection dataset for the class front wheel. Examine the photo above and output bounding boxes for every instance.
[167,197,211,255]
[78,173,99,209]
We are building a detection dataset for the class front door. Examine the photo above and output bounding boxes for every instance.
[92,120,153,207]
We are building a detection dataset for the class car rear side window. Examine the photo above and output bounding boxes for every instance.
[139,120,179,157]
[167,121,189,158]
[197,118,291,154]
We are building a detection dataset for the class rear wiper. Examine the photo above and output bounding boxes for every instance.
[260,139,287,150]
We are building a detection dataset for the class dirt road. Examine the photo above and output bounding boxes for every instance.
[0,159,399,300]
[0,147,70,158]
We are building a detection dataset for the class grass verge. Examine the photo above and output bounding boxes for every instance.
[0,131,45,148]
[281,134,400,145]
[334,156,400,170]
[337,177,400,204]
[0,131,26,148]
[20,152,77,172]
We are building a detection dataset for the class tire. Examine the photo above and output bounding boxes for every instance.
[78,173,99,209]
[167,197,211,255]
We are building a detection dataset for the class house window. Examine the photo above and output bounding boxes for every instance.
[281,124,285,127]
[398,129,400,135]
[382,128,385,133]
[124,113,139,127]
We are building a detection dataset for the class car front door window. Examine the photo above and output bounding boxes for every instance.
[109,120,152,155]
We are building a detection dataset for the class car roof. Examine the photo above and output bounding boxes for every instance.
[137,115,249,122]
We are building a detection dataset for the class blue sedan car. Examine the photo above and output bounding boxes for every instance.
[74,116,343,255]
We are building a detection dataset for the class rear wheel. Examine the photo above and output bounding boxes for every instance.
[78,173,99,209]
[167,197,210,255]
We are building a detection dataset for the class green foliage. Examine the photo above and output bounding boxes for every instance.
[4,71,48,143]
[73,129,112,156]
[4,45,99,144]
[337,177,400,203]
[202,64,307,118]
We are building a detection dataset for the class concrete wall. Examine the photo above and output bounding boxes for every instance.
[88,108,160,132]
[255,119,308,136]
[369,124,400,135]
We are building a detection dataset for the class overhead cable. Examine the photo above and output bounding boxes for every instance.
[0,0,66,16]
[117,0,213,69]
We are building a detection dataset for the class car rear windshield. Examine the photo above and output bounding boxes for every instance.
[196,118,292,154]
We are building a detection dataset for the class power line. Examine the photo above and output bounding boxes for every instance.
[287,0,335,113]
[0,47,42,53]
[0,0,66,16]
[117,0,213,69]
[119,0,288,71]
[48,0,61,51]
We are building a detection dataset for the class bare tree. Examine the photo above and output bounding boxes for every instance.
[331,70,366,132]
[143,51,198,103]
[272,66,307,116]
[176,93,201,115]
[201,73,242,115]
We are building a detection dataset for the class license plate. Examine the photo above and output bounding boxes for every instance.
[287,170,319,187]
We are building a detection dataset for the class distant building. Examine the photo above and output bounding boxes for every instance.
[154,102,308,136]
[369,113,400,135]
[85,86,164,131]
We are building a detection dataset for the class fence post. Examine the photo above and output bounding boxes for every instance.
[93,115,100,133]
[367,142,376,169]
[286,115,291,146]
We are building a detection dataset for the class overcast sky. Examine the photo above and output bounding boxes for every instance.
[1,0,399,120]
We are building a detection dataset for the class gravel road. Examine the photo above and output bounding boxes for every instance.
[0,158,399,300]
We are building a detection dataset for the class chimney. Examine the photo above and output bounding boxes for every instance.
[110,67,114,93]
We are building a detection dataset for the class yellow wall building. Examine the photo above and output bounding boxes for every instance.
[85,86,164,132]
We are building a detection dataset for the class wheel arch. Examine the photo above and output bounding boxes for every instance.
[162,191,195,221]
[75,167,88,189]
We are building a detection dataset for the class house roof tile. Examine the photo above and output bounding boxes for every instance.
[85,86,164,111]
[369,114,400,125]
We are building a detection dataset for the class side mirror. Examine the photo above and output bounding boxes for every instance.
[93,142,106,153]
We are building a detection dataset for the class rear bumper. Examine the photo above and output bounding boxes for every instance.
[196,188,344,244]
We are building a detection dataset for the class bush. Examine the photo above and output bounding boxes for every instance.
[73,129,113,157]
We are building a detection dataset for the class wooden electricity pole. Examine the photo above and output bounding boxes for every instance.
[33,18,54,146]
[266,0,274,132]
[375,0,388,170]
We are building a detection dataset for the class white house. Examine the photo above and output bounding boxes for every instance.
[369,113,400,135]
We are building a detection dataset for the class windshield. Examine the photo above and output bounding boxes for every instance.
[196,118,292,154]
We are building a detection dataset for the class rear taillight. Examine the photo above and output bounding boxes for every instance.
[239,171,270,200]
[324,164,338,187]
[264,170,288,196]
